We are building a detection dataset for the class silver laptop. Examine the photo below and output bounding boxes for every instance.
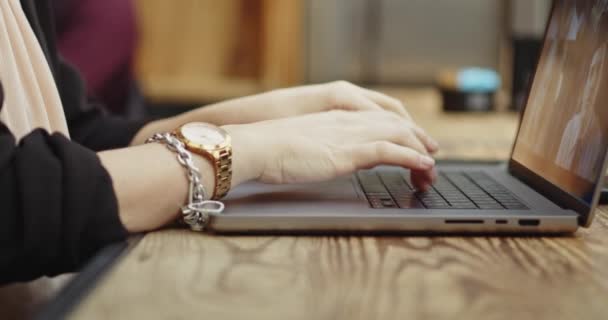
[211,0,608,234]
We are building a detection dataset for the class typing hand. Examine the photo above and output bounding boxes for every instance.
[224,110,438,191]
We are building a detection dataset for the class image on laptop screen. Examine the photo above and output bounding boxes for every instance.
[512,0,608,204]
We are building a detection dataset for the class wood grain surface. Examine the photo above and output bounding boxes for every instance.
[69,88,608,320]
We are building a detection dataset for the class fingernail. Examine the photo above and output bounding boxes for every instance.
[418,183,431,192]
[429,139,439,150]
[420,155,435,168]
[431,167,438,182]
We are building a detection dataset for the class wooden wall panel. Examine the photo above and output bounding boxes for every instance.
[134,0,303,102]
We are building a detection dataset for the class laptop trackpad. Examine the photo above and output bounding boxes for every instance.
[223,176,363,209]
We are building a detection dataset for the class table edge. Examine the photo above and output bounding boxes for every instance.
[35,237,140,320]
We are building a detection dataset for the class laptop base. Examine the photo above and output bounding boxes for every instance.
[212,165,579,235]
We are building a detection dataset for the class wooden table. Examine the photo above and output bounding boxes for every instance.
[68,88,608,320]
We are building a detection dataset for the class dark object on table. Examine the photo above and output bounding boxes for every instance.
[511,38,543,111]
[437,68,500,112]
[440,88,495,112]
[600,177,608,204]
[600,189,608,204]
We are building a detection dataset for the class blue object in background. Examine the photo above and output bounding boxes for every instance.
[456,68,501,93]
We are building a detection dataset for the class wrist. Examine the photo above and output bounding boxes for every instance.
[174,97,259,127]
[131,107,224,146]
[130,116,182,146]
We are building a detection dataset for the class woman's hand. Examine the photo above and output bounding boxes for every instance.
[224,109,438,191]
[182,81,414,126]
[131,82,429,149]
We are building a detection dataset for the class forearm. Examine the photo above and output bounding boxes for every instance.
[129,88,321,145]
[100,126,259,232]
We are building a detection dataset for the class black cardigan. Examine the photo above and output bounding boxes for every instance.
[0,0,149,284]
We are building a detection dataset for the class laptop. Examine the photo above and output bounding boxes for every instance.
[211,0,608,234]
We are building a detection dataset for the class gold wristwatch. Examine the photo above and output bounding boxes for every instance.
[174,122,232,200]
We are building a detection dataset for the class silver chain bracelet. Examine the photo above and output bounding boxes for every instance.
[146,133,224,231]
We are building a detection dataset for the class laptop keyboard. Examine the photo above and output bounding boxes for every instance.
[357,170,528,210]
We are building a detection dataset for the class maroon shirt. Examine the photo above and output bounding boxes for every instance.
[54,0,137,114]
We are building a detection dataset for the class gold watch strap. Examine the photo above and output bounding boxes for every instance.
[213,147,232,199]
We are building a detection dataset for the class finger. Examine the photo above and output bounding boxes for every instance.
[372,113,430,156]
[347,112,430,156]
[411,125,440,154]
[348,142,435,172]
[410,167,437,192]
[326,83,384,113]
[394,127,429,156]
[347,92,385,112]
[359,87,412,119]
[354,93,437,154]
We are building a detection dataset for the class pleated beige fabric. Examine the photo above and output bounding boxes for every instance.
[0,0,69,141]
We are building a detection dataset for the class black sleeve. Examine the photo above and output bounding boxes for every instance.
[0,123,128,284]
[57,57,149,151]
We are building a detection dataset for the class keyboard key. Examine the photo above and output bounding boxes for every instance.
[369,201,384,209]
[395,198,425,209]
[381,199,396,207]
[379,171,424,208]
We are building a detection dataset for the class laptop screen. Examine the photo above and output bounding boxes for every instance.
[512,0,608,205]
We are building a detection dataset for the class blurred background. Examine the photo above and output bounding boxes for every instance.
[55,0,553,117]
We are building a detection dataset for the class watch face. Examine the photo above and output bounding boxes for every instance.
[180,123,227,148]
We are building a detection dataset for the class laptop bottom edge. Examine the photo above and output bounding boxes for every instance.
[207,213,579,235]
